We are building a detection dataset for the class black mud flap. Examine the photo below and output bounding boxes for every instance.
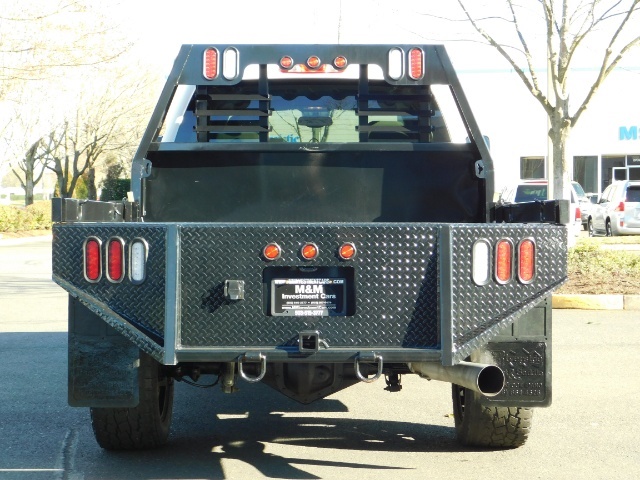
[472,297,552,407]
[68,297,140,407]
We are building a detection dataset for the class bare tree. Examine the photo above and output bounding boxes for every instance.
[0,1,130,100]
[47,69,155,199]
[10,133,59,205]
[456,0,640,199]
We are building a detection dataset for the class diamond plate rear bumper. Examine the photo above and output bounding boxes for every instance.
[52,222,566,366]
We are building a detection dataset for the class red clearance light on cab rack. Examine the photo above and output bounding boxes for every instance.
[518,239,536,284]
[301,243,319,260]
[203,48,219,80]
[84,237,102,283]
[495,239,513,284]
[106,237,125,283]
[408,48,424,80]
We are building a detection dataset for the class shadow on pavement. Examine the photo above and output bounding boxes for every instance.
[0,332,462,480]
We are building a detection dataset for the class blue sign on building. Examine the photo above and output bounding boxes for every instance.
[620,126,638,141]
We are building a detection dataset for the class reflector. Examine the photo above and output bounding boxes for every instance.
[203,48,218,80]
[84,237,102,283]
[106,237,125,283]
[495,239,513,284]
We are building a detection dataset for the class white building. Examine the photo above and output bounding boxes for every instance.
[454,60,640,196]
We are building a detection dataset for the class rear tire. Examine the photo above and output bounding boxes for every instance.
[90,352,174,450]
[451,384,532,448]
[588,218,595,237]
[606,219,613,237]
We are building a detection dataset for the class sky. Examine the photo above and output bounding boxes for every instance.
[2,0,639,190]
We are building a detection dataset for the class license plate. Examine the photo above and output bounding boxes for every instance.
[271,278,346,316]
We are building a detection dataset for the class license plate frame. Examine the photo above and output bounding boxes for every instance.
[271,278,347,317]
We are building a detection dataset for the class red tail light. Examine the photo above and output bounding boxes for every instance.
[203,48,219,80]
[106,238,125,283]
[615,202,625,212]
[518,239,536,284]
[84,237,102,283]
[495,239,513,284]
[408,48,424,80]
[575,206,581,221]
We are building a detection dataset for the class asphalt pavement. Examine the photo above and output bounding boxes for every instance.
[1,237,639,479]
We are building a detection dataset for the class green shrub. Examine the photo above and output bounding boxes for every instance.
[0,201,52,232]
[100,178,130,201]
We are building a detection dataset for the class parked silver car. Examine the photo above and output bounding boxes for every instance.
[589,181,640,236]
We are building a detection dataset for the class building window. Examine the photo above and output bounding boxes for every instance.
[574,156,598,193]
[601,155,626,191]
[520,156,545,179]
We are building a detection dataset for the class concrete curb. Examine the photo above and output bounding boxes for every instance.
[553,294,640,310]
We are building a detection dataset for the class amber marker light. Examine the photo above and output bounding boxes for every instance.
[307,56,321,69]
[495,239,513,284]
[263,243,282,261]
[333,55,348,69]
[280,56,294,69]
[301,243,319,260]
[518,239,536,284]
[338,242,357,260]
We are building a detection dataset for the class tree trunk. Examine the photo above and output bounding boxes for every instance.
[548,111,572,201]
[87,167,97,200]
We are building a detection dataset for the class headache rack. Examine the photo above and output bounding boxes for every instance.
[192,64,439,143]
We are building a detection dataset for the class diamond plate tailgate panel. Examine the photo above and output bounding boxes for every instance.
[179,224,440,349]
[52,222,566,365]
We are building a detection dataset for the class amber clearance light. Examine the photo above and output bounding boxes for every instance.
[263,243,282,261]
[301,243,319,260]
[338,242,357,260]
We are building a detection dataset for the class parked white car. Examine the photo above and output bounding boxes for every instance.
[589,181,640,236]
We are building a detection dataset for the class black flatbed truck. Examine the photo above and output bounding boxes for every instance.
[52,44,567,449]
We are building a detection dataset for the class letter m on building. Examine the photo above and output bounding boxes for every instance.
[619,126,638,141]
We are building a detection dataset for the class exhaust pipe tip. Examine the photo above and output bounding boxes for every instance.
[477,364,505,396]
[409,361,505,397]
